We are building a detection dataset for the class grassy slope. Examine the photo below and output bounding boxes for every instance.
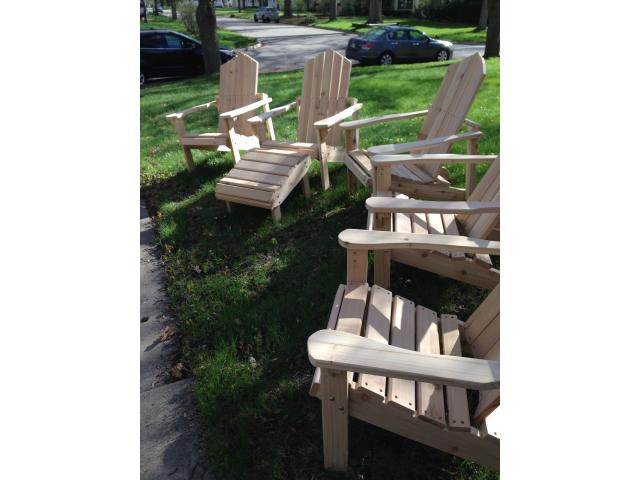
[141,15,256,48]
[141,59,499,479]
[312,16,486,43]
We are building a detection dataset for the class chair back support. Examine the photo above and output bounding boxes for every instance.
[217,52,259,137]
[461,156,500,239]
[462,283,499,422]
[415,53,486,178]
[296,50,352,146]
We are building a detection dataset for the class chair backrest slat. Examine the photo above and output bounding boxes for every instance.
[462,157,500,239]
[461,283,500,422]
[296,50,352,146]
[413,53,486,178]
[217,53,259,136]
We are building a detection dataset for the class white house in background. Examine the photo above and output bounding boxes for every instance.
[226,0,278,8]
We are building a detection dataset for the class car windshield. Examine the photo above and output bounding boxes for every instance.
[361,29,387,41]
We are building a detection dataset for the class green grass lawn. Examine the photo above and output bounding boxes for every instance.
[311,16,486,43]
[141,58,499,479]
[141,15,256,48]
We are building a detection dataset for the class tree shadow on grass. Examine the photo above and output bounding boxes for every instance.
[151,162,494,479]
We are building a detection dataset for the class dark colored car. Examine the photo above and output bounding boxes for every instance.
[140,30,235,86]
[346,26,453,66]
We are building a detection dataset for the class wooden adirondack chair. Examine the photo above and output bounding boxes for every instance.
[368,154,500,289]
[341,53,486,200]
[166,53,274,172]
[308,228,500,472]
[213,50,361,222]
[244,49,362,190]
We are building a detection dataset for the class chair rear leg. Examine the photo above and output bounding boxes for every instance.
[321,368,349,471]
[302,174,311,198]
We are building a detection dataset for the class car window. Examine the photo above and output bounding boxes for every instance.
[389,30,409,41]
[362,29,386,40]
[408,30,427,41]
[141,33,165,48]
[164,34,184,49]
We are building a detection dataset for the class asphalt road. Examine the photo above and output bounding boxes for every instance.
[217,16,484,73]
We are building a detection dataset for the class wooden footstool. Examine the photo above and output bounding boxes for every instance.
[214,148,311,222]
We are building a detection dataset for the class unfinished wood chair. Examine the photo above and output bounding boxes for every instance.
[214,50,361,222]
[244,49,362,191]
[368,154,500,289]
[341,53,486,200]
[308,228,500,472]
[166,53,274,172]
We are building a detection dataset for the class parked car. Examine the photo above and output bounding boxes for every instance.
[140,30,235,86]
[346,26,453,66]
[153,3,164,14]
[213,0,225,7]
[254,7,280,23]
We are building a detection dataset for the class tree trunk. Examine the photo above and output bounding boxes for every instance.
[478,0,488,29]
[154,0,158,14]
[484,0,499,58]
[367,0,382,24]
[329,0,337,20]
[170,0,177,20]
[197,0,221,74]
[284,0,292,17]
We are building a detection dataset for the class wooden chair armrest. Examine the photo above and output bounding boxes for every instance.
[247,100,297,124]
[365,197,499,214]
[314,103,363,129]
[371,153,497,167]
[338,229,500,255]
[308,329,499,390]
[339,109,430,130]
[166,99,217,120]
[367,131,483,155]
[219,97,273,120]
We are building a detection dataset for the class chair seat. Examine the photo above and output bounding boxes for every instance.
[215,147,310,212]
[310,283,495,430]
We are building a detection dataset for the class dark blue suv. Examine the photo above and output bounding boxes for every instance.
[346,26,453,66]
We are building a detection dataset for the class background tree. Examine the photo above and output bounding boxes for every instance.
[196,0,221,73]
[367,0,382,24]
[171,0,178,20]
[284,0,292,17]
[484,0,499,57]
[477,0,488,29]
[329,0,337,20]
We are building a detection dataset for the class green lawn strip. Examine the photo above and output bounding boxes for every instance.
[216,7,257,20]
[141,15,256,48]
[141,59,499,479]
[311,16,486,43]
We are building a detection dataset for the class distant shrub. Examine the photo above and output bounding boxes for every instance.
[416,0,483,23]
[180,1,199,35]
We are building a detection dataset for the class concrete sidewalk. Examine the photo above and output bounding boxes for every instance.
[140,202,213,480]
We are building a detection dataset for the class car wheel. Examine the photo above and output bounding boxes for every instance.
[436,49,449,61]
[264,16,269,23]
[379,52,394,65]
[140,72,145,87]
[275,18,280,23]
[254,16,258,22]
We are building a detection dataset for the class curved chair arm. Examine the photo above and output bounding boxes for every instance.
[248,100,297,124]
[371,153,497,167]
[339,109,430,130]
[308,329,499,390]
[365,197,499,215]
[367,131,483,155]
[219,96,273,120]
[337,229,500,255]
[166,98,218,121]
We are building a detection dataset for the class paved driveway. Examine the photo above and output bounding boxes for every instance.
[218,16,484,73]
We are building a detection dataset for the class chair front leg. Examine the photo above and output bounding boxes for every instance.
[258,93,276,141]
[465,126,481,199]
[320,368,349,471]
[317,126,331,191]
[224,117,242,165]
[372,165,392,289]
[168,117,195,173]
